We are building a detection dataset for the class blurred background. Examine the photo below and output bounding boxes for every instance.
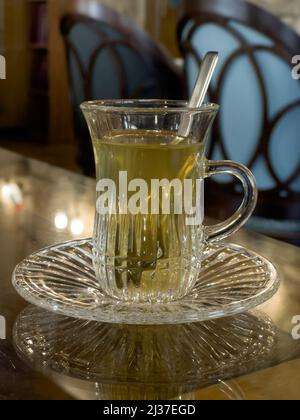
[0,0,299,244]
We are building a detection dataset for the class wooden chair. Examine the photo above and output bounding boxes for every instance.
[61,4,184,176]
[178,0,300,243]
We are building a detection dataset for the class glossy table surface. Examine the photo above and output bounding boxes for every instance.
[0,148,299,400]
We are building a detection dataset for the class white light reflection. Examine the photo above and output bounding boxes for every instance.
[54,212,68,230]
[70,218,84,235]
[1,185,11,200]
[1,183,23,206]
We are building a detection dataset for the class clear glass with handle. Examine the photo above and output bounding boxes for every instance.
[81,100,257,303]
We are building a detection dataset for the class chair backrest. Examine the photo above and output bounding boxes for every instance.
[61,5,184,175]
[178,0,300,222]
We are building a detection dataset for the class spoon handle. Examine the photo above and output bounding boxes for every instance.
[177,52,219,139]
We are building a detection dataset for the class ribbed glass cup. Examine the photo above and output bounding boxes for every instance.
[81,100,257,303]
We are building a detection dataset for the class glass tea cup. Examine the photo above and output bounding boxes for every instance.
[81,100,257,303]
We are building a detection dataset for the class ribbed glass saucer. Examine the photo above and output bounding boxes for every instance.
[13,306,275,393]
[12,239,280,325]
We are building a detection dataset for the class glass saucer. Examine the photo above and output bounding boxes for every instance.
[14,306,275,399]
[12,239,280,325]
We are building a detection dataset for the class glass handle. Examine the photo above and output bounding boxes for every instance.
[204,160,258,242]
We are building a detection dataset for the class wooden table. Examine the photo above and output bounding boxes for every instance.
[0,148,299,400]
